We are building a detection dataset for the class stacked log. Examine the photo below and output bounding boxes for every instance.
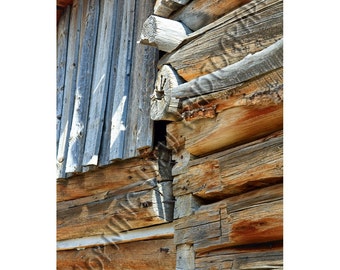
[139,0,284,268]
[57,0,283,268]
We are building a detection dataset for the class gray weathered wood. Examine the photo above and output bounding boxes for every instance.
[150,65,184,121]
[109,0,136,161]
[123,0,158,159]
[139,15,192,53]
[82,0,117,167]
[159,0,283,81]
[173,38,283,98]
[98,0,124,166]
[176,244,195,270]
[154,0,191,18]
[170,0,251,31]
[56,5,70,152]
[56,0,82,179]
[65,0,100,173]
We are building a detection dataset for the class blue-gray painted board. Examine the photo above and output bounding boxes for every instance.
[82,0,117,167]
[123,0,158,159]
[56,5,71,152]
[65,0,100,173]
[98,0,123,167]
[56,0,83,179]
[108,0,136,161]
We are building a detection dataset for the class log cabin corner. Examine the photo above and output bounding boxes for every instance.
[56,0,283,269]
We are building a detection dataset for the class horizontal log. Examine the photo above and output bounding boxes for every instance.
[154,0,191,18]
[159,0,283,81]
[173,130,283,199]
[181,67,283,121]
[171,0,251,31]
[174,184,283,253]
[57,184,173,241]
[154,46,283,121]
[57,238,176,270]
[139,15,191,53]
[166,102,283,157]
[57,156,159,202]
[195,246,283,269]
[173,38,283,98]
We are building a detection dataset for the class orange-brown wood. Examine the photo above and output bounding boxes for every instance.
[57,157,159,202]
[173,130,283,200]
[57,238,176,270]
[167,103,283,157]
[57,188,171,241]
[175,184,283,253]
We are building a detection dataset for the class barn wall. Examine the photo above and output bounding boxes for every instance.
[57,0,283,269]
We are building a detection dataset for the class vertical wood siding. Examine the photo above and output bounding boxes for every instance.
[56,0,157,179]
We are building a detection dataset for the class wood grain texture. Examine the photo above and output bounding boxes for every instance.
[172,38,283,98]
[56,0,82,179]
[57,156,159,202]
[181,67,283,121]
[123,0,158,159]
[57,238,176,270]
[56,5,71,151]
[82,0,117,167]
[174,184,283,253]
[98,0,125,166]
[58,185,173,241]
[109,0,136,161]
[65,0,100,173]
[167,101,283,157]
[139,15,191,53]
[159,0,283,81]
[173,130,283,199]
[171,0,251,31]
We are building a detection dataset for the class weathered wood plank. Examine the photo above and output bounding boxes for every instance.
[56,5,70,151]
[57,185,173,241]
[57,156,159,202]
[82,0,117,167]
[109,0,136,161]
[174,184,283,253]
[57,238,176,270]
[173,130,283,199]
[65,0,100,173]
[172,38,283,98]
[159,0,283,81]
[171,0,251,31]
[167,101,283,157]
[98,0,124,166]
[181,67,283,121]
[154,0,191,18]
[123,0,158,159]
[139,15,192,53]
[56,0,83,179]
